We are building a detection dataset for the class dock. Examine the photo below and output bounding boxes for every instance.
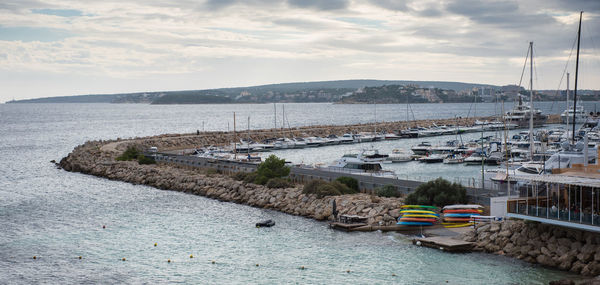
[412,236,474,252]
[328,222,445,233]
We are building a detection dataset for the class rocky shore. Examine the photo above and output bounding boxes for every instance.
[459,220,600,277]
[60,141,404,226]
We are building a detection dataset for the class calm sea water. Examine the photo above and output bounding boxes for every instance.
[0,102,588,284]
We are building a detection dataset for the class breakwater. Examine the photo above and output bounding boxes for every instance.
[60,141,404,226]
[460,220,600,276]
[98,114,561,153]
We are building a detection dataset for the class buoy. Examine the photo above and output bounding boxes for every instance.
[439,247,444,250]
[416,241,422,246]
[102,225,106,229]
[78,256,82,260]
[122,257,126,261]
[168,259,171,263]
[154,243,157,247]
[33,256,37,260]
[190,254,193,259]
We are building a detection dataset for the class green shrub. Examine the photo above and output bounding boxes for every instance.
[254,155,290,185]
[330,181,356,195]
[116,146,139,161]
[335,176,359,192]
[405,178,467,207]
[232,172,248,181]
[302,180,328,195]
[136,154,156,165]
[204,168,218,176]
[265,178,293,189]
[376,184,399,197]
[243,172,258,184]
[315,183,342,198]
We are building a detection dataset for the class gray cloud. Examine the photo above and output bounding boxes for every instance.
[287,0,349,11]
[367,0,410,11]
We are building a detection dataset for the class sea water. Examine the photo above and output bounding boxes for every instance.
[0,102,589,284]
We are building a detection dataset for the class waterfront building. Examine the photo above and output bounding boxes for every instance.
[503,151,600,233]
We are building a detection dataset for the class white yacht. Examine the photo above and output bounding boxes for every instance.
[339,133,355,144]
[411,142,432,155]
[386,149,412,163]
[502,96,547,127]
[326,156,395,177]
[561,106,588,124]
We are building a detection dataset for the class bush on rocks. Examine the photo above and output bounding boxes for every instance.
[335,176,359,192]
[303,180,354,198]
[405,177,467,207]
[376,184,400,197]
[254,155,290,185]
[136,154,156,165]
[315,183,342,198]
[243,172,258,184]
[330,181,355,195]
[232,172,248,181]
[116,146,139,161]
[303,180,328,195]
[266,178,293,189]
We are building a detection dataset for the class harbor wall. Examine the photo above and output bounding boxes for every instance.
[59,141,405,226]
[99,114,561,154]
[460,220,600,276]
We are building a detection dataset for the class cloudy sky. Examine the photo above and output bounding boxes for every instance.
[0,0,599,102]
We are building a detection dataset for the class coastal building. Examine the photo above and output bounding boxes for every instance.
[504,150,600,233]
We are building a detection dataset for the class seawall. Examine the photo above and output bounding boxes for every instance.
[459,220,600,276]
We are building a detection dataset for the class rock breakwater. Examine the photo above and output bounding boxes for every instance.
[60,140,404,226]
[460,220,600,276]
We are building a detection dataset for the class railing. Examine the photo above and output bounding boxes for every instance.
[507,200,600,226]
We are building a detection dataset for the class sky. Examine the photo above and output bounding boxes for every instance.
[0,0,599,102]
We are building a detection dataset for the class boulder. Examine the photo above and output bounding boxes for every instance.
[570,261,585,274]
[536,254,557,267]
[489,222,501,232]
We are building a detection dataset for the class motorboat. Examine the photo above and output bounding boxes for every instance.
[383,133,401,140]
[304,137,324,147]
[358,149,389,163]
[326,156,395,177]
[464,152,485,165]
[386,149,412,163]
[411,142,432,155]
[418,153,446,163]
[293,137,307,148]
[339,133,356,144]
[443,154,464,164]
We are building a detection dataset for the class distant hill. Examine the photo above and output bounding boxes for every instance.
[6,79,499,104]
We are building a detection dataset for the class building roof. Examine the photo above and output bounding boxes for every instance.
[510,173,600,188]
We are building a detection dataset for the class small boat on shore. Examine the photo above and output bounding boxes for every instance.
[256,219,275,227]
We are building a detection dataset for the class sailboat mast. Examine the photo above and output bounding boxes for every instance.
[233,112,237,159]
[566,72,570,140]
[529,41,534,160]
[247,116,250,157]
[572,11,583,143]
